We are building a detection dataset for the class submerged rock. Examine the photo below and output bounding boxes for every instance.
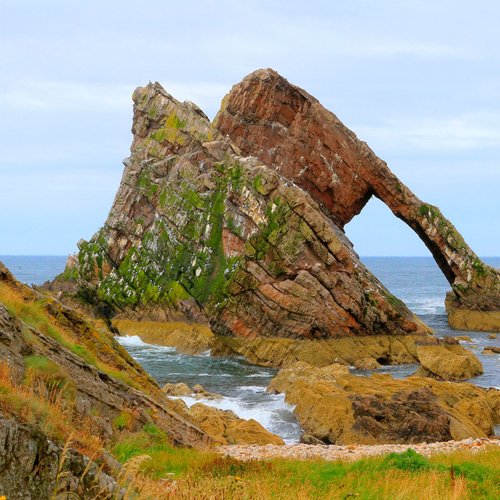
[483,346,500,354]
[267,361,500,445]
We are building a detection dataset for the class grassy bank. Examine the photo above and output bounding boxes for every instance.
[112,424,500,499]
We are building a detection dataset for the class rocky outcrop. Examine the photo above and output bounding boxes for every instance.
[178,401,285,446]
[414,338,483,381]
[54,78,436,356]
[0,415,121,500]
[114,319,214,354]
[268,362,500,445]
[162,382,222,400]
[214,69,500,330]
[483,346,500,354]
[0,261,211,449]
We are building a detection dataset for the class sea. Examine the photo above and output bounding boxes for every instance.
[2,255,499,443]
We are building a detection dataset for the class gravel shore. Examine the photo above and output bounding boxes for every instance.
[217,437,500,462]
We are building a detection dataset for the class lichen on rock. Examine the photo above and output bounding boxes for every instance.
[57,79,434,349]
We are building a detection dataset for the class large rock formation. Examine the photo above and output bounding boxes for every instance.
[268,361,500,445]
[55,80,435,355]
[214,69,500,331]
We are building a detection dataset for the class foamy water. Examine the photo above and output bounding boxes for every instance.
[116,335,302,443]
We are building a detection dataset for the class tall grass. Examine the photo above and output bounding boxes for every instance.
[111,423,500,499]
[0,362,103,459]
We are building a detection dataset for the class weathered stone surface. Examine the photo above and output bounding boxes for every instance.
[181,402,284,446]
[52,80,432,352]
[214,69,500,330]
[353,357,381,371]
[483,346,500,354]
[114,319,214,354]
[162,382,222,400]
[446,294,500,332]
[211,334,421,368]
[268,361,500,445]
[0,415,122,499]
[414,338,483,381]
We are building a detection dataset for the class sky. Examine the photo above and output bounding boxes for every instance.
[0,0,499,257]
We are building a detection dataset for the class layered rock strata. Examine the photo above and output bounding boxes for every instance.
[214,69,500,331]
[58,81,433,351]
[267,362,500,445]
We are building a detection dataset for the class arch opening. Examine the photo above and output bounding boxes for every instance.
[345,196,450,317]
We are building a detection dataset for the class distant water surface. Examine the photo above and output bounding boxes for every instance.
[3,255,499,442]
[0,255,67,285]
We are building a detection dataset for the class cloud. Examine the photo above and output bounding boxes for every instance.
[0,168,122,193]
[355,112,500,151]
[0,80,132,111]
[0,78,229,116]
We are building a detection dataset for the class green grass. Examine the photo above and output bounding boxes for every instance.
[113,425,216,478]
[112,429,500,499]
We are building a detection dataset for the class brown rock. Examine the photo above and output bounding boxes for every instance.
[215,68,500,331]
[267,361,498,444]
[51,78,434,351]
[353,357,381,370]
[211,334,420,368]
[483,346,500,354]
[188,403,284,446]
[162,382,192,396]
[415,342,483,380]
[113,319,214,355]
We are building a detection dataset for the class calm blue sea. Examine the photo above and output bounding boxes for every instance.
[1,255,499,442]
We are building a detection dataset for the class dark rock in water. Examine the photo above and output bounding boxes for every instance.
[483,346,500,354]
[214,68,500,331]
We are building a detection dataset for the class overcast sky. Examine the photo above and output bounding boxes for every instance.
[0,0,499,258]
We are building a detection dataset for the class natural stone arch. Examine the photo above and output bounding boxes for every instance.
[214,69,500,330]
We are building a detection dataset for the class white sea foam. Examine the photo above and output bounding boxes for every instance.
[116,335,148,347]
[408,297,446,315]
[116,335,177,352]
[175,391,300,443]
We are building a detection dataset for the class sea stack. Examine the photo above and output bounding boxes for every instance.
[49,70,499,366]
[214,69,500,332]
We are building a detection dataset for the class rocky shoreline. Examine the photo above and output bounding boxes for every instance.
[217,437,500,462]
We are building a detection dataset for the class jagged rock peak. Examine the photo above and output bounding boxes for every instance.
[215,68,500,329]
[63,77,432,342]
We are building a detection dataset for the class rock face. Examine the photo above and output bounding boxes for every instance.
[0,261,210,449]
[214,69,500,331]
[414,338,483,381]
[0,416,121,499]
[268,362,500,445]
[176,402,285,446]
[57,79,435,353]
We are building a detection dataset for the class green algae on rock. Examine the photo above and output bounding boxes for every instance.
[55,81,432,347]
[214,69,500,331]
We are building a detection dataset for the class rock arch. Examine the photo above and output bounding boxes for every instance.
[214,69,500,330]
